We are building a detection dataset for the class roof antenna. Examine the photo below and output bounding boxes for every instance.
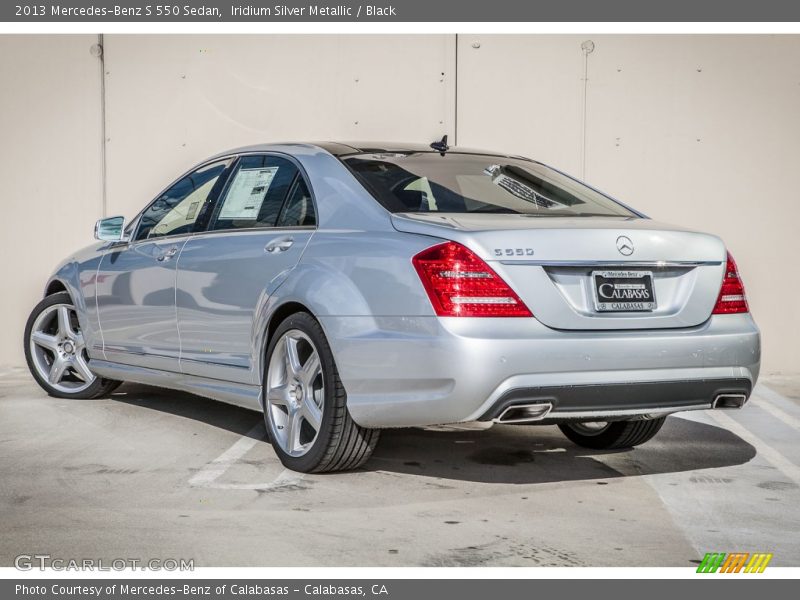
[430,134,449,154]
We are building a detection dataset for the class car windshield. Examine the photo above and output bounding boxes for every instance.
[343,152,637,217]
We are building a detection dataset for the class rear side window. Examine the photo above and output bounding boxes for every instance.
[343,152,637,218]
[209,155,305,231]
[277,178,316,227]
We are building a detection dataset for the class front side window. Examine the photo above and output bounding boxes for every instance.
[210,155,307,231]
[343,152,637,218]
[136,159,229,241]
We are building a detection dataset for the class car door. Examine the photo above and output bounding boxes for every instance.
[95,158,231,371]
[176,154,317,383]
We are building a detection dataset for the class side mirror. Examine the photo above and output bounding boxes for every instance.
[94,216,129,242]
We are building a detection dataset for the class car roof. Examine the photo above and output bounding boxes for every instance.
[211,141,527,160]
[312,141,516,157]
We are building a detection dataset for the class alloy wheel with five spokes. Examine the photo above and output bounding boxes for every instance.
[29,302,95,394]
[24,291,120,399]
[262,312,380,473]
[265,329,325,458]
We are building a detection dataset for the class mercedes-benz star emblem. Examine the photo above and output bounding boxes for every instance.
[616,235,634,256]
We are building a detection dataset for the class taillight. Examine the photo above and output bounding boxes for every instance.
[712,252,749,314]
[412,241,532,317]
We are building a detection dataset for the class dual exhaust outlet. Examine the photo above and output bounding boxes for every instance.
[493,393,748,424]
[711,393,747,410]
[494,402,553,424]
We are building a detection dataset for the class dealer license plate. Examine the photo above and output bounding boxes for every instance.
[592,270,656,312]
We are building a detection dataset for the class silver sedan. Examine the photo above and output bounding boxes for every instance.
[23,141,760,472]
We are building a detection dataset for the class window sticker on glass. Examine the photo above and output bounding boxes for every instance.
[185,201,200,220]
[219,167,279,220]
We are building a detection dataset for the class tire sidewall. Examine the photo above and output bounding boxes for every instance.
[263,312,339,472]
[559,417,666,450]
[560,421,623,449]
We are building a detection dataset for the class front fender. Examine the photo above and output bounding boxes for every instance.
[44,241,107,357]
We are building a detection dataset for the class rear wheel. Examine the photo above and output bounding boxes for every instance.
[558,417,667,450]
[263,312,380,473]
[24,292,121,399]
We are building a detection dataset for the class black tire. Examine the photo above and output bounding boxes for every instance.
[558,416,667,450]
[23,292,121,400]
[263,312,380,473]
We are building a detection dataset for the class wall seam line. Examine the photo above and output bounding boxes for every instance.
[454,33,458,146]
[98,33,108,218]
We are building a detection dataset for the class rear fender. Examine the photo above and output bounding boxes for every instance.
[253,230,442,384]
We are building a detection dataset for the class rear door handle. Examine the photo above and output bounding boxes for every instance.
[265,237,294,254]
[156,245,179,262]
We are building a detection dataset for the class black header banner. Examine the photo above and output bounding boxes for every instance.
[4,0,800,22]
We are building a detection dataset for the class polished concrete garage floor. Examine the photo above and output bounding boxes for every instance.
[1,369,798,567]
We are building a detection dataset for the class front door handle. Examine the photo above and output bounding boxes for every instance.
[265,237,294,254]
[156,245,179,262]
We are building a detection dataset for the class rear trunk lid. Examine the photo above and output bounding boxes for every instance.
[392,213,727,330]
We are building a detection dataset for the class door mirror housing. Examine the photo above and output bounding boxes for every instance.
[94,216,129,242]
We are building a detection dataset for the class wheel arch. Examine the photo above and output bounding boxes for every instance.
[256,300,318,403]
[42,256,103,358]
[252,260,372,389]
[44,279,69,297]
[266,301,314,351]
[42,267,85,319]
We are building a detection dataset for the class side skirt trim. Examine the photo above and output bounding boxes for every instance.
[89,359,262,412]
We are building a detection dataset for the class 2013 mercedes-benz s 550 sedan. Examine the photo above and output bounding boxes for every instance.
[24,141,760,472]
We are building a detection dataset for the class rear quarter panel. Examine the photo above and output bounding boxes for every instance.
[282,231,439,317]
[257,230,442,383]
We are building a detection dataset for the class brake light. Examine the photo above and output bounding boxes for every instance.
[412,242,532,317]
[712,252,749,314]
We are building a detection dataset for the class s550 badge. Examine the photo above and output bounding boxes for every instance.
[494,248,535,257]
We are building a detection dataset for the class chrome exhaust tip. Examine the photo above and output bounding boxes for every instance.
[494,402,553,424]
[712,393,747,409]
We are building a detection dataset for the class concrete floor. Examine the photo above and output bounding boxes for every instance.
[1,368,798,567]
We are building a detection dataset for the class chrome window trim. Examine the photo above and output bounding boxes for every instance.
[188,225,316,241]
[103,231,196,250]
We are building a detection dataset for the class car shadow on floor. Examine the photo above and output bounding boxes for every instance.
[369,418,756,484]
[107,382,756,485]
[107,382,267,439]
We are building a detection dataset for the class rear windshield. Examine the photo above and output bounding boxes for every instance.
[343,152,637,218]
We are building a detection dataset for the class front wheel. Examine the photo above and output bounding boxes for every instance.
[263,312,380,473]
[558,417,667,450]
[23,292,121,399]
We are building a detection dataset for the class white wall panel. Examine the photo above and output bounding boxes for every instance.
[456,35,585,172]
[103,35,456,218]
[0,35,103,368]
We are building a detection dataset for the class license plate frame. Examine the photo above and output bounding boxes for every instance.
[592,270,657,312]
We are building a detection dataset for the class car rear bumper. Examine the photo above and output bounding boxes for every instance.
[319,313,760,428]
[477,378,752,424]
